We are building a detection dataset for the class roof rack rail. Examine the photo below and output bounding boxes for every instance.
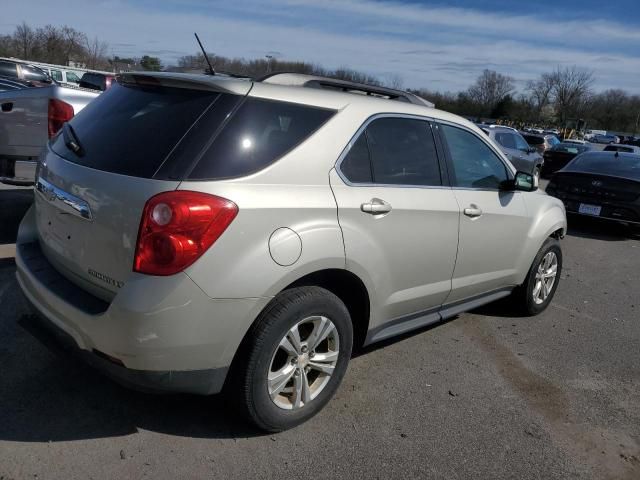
[258,72,434,107]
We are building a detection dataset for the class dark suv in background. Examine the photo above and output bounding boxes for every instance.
[78,72,116,91]
[521,132,560,155]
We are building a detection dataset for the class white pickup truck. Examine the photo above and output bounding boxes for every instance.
[0,80,100,185]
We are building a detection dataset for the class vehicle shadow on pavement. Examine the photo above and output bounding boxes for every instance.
[0,187,33,244]
[0,323,265,442]
[0,276,265,442]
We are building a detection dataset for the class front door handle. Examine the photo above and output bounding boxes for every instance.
[463,206,483,218]
[361,198,392,215]
[1,102,13,112]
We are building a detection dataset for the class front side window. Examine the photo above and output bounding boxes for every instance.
[50,70,63,82]
[513,133,531,152]
[441,124,509,189]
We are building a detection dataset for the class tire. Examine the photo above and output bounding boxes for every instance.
[512,237,562,316]
[232,286,353,432]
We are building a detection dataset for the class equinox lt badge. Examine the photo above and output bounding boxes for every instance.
[88,268,124,288]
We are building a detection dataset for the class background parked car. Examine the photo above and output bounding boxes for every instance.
[546,151,640,230]
[541,142,592,177]
[78,72,116,91]
[0,82,99,185]
[479,125,544,177]
[521,132,561,155]
[592,134,619,144]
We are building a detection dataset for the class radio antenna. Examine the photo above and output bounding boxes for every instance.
[194,32,215,75]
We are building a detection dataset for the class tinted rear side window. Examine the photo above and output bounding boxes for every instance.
[188,98,335,179]
[340,134,373,183]
[365,117,442,186]
[51,82,220,178]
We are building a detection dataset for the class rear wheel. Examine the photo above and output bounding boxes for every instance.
[513,237,562,315]
[233,286,353,432]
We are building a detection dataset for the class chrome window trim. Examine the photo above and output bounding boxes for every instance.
[334,112,447,190]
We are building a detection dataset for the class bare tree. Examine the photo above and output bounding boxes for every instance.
[526,72,554,121]
[467,69,515,116]
[385,73,404,90]
[13,21,36,59]
[84,36,109,69]
[549,66,594,124]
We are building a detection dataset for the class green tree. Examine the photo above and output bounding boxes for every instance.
[140,55,163,71]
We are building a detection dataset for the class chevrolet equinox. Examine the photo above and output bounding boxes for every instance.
[16,72,566,431]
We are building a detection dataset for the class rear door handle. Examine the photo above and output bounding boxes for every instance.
[361,198,392,215]
[463,206,483,218]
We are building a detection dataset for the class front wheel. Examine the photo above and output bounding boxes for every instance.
[512,237,562,315]
[232,286,353,432]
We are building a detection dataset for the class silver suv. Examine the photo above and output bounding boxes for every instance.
[479,125,544,179]
[16,72,566,431]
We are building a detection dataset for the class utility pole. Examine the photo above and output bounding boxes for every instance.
[265,55,273,74]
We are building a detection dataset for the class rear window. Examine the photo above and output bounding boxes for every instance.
[187,98,335,179]
[604,145,634,153]
[51,82,220,178]
[553,143,588,154]
[523,135,544,145]
[568,153,640,180]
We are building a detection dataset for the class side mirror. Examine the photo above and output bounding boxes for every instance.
[501,171,537,192]
[528,146,537,154]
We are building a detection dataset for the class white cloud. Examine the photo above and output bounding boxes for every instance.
[3,0,640,93]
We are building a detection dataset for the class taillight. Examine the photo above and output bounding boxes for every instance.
[134,191,238,276]
[48,99,74,138]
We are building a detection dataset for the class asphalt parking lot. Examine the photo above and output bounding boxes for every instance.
[0,182,638,480]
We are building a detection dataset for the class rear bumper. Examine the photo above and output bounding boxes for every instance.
[551,194,640,226]
[15,206,270,394]
[20,308,228,395]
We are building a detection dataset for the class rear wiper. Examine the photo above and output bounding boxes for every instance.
[62,123,85,156]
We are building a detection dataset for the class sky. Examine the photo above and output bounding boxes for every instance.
[3,0,640,93]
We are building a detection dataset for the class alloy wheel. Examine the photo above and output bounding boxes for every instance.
[532,251,558,305]
[267,316,340,410]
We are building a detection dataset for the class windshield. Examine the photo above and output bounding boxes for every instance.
[547,136,560,146]
[568,153,640,180]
